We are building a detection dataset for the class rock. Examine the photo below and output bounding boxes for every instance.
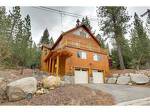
[117,76,130,85]
[60,81,65,87]
[63,76,74,84]
[7,77,37,94]
[124,73,130,77]
[128,82,132,86]
[112,74,119,78]
[36,88,48,95]
[107,77,117,84]
[7,86,25,102]
[42,76,61,89]
[130,74,149,84]
[0,78,8,102]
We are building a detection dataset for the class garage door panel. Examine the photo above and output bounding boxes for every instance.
[74,70,88,84]
[93,71,104,83]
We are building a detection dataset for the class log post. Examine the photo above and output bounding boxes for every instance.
[52,59,54,75]
[56,55,59,77]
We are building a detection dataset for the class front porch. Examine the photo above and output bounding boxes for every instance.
[44,48,72,77]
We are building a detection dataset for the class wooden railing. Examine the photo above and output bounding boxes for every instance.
[58,40,108,54]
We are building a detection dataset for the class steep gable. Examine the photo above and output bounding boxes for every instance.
[51,24,101,50]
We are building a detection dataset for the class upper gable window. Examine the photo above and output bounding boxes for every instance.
[73,28,89,38]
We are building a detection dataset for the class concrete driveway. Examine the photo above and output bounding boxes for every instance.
[83,84,150,104]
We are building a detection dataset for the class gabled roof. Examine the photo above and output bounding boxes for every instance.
[51,24,101,50]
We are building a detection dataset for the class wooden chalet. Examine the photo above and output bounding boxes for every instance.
[40,24,110,83]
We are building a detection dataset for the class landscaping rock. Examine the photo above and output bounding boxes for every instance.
[7,86,25,102]
[117,76,130,85]
[0,78,8,102]
[35,88,49,95]
[60,81,65,87]
[128,82,132,86]
[107,77,117,84]
[112,74,119,78]
[7,77,37,94]
[130,74,149,84]
[42,76,61,89]
[63,76,74,84]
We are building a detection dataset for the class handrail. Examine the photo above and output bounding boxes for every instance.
[59,40,108,54]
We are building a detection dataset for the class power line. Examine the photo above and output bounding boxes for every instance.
[32,6,98,22]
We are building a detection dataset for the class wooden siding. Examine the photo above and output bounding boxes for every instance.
[41,25,110,77]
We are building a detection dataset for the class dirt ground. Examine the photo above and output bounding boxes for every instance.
[0,68,46,82]
[2,85,115,105]
[110,69,136,75]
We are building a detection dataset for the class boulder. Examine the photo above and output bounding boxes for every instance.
[60,81,65,87]
[7,77,37,94]
[63,76,74,84]
[130,74,149,84]
[112,74,119,78]
[7,86,25,102]
[42,76,61,89]
[117,76,131,85]
[0,78,8,102]
[107,77,117,84]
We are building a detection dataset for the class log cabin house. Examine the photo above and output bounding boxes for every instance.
[41,24,110,84]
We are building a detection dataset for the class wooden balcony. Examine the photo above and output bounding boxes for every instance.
[58,40,108,54]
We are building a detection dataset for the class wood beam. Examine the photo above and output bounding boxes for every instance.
[56,55,59,77]
[49,58,51,73]
[52,59,54,74]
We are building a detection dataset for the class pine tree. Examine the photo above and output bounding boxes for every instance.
[0,7,11,65]
[96,34,106,48]
[40,28,50,44]
[49,37,54,46]
[81,16,92,30]
[131,13,150,70]
[97,6,130,69]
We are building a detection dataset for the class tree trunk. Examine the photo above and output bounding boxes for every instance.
[117,43,125,70]
[20,66,24,75]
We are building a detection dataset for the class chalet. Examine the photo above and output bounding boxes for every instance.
[41,24,110,84]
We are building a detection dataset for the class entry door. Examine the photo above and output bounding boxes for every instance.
[92,70,104,83]
[74,70,88,84]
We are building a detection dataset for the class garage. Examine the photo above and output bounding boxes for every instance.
[92,70,104,83]
[74,69,88,84]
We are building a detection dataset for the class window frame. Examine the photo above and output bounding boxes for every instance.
[93,53,101,61]
[77,51,87,59]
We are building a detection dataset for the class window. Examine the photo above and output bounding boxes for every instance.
[80,31,86,37]
[73,28,90,38]
[93,53,101,61]
[77,51,87,59]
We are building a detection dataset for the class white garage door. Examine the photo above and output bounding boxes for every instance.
[74,70,88,84]
[92,70,104,83]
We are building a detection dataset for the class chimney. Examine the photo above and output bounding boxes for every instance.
[76,19,80,27]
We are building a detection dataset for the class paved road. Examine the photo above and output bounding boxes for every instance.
[83,84,150,105]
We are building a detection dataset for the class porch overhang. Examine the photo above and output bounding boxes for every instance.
[44,49,73,62]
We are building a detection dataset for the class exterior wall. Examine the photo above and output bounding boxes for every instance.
[54,27,101,53]
[64,47,110,76]
[40,47,50,72]
[43,26,110,77]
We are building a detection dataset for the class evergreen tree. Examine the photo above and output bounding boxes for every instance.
[96,34,106,48]
[0,7,11,65]
[49,37,54,46]
[97,6,130,69]
[40,28,50,44]
[81,16,92,30]
[131,13,150,70]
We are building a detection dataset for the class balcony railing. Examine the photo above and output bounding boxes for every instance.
[58,40,108,54]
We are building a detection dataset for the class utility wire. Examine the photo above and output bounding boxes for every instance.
[32,6,98,22]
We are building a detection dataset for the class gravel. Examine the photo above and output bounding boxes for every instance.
[2,85,115,105]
